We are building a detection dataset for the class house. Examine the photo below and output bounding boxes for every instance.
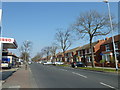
[100,34,120,67]
[56,52,64,62]
[64,47,81,63]
[75,40,105,66]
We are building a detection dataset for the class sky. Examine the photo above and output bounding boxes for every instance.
[1,0,120,2]
[1,1,119,58]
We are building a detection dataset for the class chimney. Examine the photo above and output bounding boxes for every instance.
[98,39,101,42]
[105,37,109,40]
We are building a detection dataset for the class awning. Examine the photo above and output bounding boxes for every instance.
[0,37,18,49]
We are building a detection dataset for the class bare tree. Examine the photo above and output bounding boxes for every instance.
[49,43,58,62]
[72,10,117,67]
[55,29,73,62]
[19,40,32,63]
[20,52,30,62]
[31,52,43,62]
[41,46,51,61]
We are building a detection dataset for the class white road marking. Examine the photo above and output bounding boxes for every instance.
[72,72,87,78]
[100,82,115,89]
[62,69,68,71]
[9,85,21,88]
[59,69,68,71]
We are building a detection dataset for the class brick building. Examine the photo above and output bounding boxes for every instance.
[75,40,105,66]
[64,47,80,63]
[100,34,120,67]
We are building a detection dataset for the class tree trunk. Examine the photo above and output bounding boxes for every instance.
[62,50,66,62]
[90,38,95,68]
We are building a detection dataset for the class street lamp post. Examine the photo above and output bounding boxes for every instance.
[0,3,2,68]
[103,0,118,71]
[0,3,2,90]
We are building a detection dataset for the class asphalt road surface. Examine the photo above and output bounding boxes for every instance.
[29,63,119,89]
[0,71,15,80]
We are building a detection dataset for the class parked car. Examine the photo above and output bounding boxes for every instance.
[43,61,53,65]
[53,61,64,65]
[41,61,46,64]
[1,61,11,69]
[75,62,85,67]
[71,62,85,68]
[2,58,12,69]
[28,61,32,65]
[39,61,42,64]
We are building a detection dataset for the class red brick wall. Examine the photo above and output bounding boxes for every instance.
[94,40,105,62]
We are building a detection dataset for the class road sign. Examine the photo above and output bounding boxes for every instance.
[100,53,104,56]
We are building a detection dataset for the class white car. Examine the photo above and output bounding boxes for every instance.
[1,61,11,68]
[28,61,32,64]
[54,62,64,65]
[39,61,42,64]
[43,62,53,65]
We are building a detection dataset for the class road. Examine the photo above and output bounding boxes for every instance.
[0,71,15,81]
[29,63,119,89]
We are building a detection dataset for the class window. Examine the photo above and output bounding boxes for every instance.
[105,44,110,51]
[70,53,72,57]
[85,49,87,54]
[102,54,110,62]
[115,42,118,50]
[89,48,91,53]
[116,52,120,58]
[68,53,72,57]
[81,50,83,55]
[88,56,91,62]
[78,51,80,56]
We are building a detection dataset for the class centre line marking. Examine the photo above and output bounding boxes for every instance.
[60,69,68,71]
[100,82,115,89]
[72,72,87,78]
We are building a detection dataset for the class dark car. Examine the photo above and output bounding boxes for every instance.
[75,62,85,67]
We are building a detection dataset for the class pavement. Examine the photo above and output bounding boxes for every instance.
[2,64,37,89]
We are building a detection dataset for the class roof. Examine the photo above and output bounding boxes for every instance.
[65,46,81,53]
[56,52,63,56]
[102,34,120,45]
[0,37,18,49]
[76,41,98,51]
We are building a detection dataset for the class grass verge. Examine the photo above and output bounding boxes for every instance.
[57,64,120,73]
[77,67,120,73]
[57,64,70,67]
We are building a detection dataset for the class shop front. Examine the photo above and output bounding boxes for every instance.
[0,37,18,68]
